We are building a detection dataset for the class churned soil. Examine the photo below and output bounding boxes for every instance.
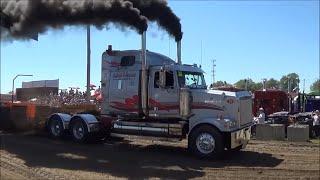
[1,131,319,179]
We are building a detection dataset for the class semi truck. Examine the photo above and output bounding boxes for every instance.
[46,32,252,158]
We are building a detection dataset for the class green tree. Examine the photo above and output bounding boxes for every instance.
[234,79,249,90]
[211,80,231,88]
[252,82,263,91]
[310,79,320,92]
[266,78,280,89]
[234,79,262,91]
[279,73,300,92]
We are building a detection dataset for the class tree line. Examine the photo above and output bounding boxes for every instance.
[211,73,320,94]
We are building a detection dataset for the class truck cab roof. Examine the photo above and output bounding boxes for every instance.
[102,49,204,73]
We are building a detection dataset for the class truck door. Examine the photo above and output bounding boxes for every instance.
[149,69,179,117]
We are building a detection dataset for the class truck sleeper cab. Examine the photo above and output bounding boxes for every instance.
[46,47,252,158]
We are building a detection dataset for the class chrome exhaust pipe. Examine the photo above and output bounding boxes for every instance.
[177,41,181,64]
[141,32,148,116]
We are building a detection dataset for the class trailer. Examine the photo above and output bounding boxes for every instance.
[45,32,252,158]
[253,90,289,116]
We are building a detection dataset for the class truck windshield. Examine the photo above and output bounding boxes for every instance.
[177,71,207,89]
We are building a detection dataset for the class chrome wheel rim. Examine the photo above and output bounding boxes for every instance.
[73,121,85,140]
[196,133,215,154]
[50,120,61,136]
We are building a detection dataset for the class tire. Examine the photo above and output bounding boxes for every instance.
[69,118,89,143]
[188,125,224,159]
[47,115,65,139]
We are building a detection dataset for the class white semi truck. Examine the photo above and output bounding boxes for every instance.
[46,32,252,158]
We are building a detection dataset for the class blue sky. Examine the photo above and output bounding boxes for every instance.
[1,0,319,93]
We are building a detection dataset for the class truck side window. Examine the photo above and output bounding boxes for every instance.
[154,72,159,88]
[154,71,174,88]
[166,71,174,88]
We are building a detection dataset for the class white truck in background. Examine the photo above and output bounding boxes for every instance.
[46,32,252,158]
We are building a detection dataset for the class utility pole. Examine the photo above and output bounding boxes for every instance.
[86,25,91,102]
[245,79,248,91]
[12,74,33,103]
[287,77,290,93]
[302,79,305,112]
[211,59,216,85]
[262,78,267,91]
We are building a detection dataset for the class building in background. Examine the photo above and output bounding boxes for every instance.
[16,79,59,101]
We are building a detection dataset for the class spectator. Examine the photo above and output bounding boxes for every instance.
[252,108,266,136]
[313,110,320,137]
[254,108,266,124]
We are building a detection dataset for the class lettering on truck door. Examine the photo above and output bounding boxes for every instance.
[149,69,179,117]
[108,70,139,114]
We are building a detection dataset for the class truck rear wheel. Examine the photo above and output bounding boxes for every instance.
[47,115,65,139]
[188,125,224,159]
[70,118,89,143]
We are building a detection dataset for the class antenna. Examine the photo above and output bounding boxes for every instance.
[211,59,216,84]
[200,40,203,66]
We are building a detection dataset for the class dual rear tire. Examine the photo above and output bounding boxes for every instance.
[47,116,89,142]
[69,118,89,143]
[47,115,65,139]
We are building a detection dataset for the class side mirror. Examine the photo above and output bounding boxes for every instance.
[159,68,166,88]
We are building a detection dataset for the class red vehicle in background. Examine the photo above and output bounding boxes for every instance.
[253,90,288,116]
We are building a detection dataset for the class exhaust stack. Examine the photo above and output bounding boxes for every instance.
[262,78,267,91]
[141,31,148,116]
[177,41,181,64]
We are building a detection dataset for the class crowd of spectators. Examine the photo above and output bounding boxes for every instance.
[29,88,97,107]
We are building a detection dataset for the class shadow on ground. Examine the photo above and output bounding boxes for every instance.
[0,132,283,179]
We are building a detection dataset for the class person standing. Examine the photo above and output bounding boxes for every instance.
[252,108,266,136]
[313,110,320,137]
[255,108,266,124]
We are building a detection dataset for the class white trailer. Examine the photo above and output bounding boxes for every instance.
[46,32,252,158]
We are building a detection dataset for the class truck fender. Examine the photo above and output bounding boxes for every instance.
[70,114,99,133]
[47,113,72,130]
[189,117,225,135]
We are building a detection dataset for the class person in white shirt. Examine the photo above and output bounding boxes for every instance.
[254,108,266,124]
[252,108,266,136]
[313,110,320,137]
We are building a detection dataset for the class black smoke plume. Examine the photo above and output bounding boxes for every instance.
[130,0,183,41]
[1,0,182,41]
[0,0,148,39]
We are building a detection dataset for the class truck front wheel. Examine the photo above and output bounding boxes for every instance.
[188,125,224,159]
[70,118,89,143]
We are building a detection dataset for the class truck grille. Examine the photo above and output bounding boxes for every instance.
[239,97,253,127]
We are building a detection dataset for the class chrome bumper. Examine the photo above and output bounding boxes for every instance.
[230,127,251,149]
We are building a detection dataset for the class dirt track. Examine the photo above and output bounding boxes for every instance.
[0,131,319,180]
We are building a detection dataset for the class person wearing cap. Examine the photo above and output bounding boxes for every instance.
[255,108,266,124]
[252,107,266,136]
[313,110,320,137]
